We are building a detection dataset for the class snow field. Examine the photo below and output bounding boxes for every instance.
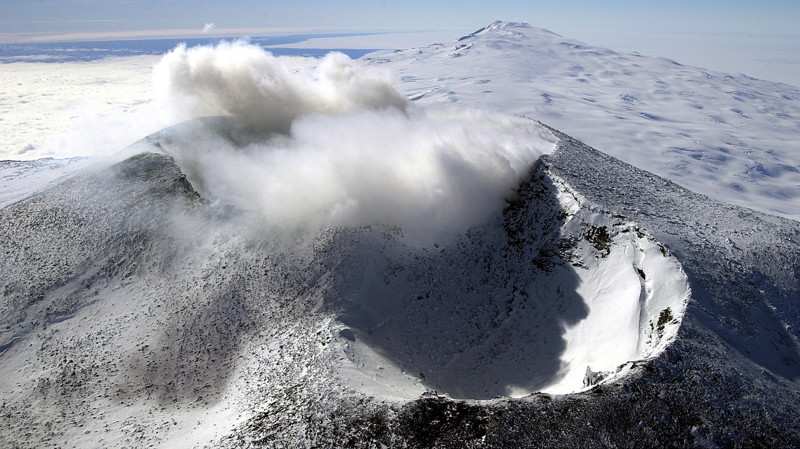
[374,22,800,220]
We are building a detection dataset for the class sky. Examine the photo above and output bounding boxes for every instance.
[1,0,799,85]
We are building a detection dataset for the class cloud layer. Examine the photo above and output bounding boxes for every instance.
[152,42,555,241]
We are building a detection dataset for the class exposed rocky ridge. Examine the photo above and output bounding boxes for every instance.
[0,153,200,351]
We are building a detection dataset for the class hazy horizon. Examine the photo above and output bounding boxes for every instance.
[2,1,799,86]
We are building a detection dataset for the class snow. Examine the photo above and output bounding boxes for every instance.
[0,157,88,207]
[369,21,800,220]
[546,128,800,381]
[0,56,166,160]
[323,159,689,399]
[0,21,798,448]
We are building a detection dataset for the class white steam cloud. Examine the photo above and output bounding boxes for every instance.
[152,42,556,242]
[154,41,406,134]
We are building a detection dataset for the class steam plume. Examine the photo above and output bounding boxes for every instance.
[152,42,556,242]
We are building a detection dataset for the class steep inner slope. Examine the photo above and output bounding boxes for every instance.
[546,128,800,384]
[326,160,689,399]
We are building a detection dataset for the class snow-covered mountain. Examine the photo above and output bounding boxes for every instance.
[0,157,88,208]
[1,21,799,448]
[370,21,800,220]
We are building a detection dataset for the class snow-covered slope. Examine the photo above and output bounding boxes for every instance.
[0,157,88,207]
[370,21,800,220]
[136,116,689,400]
[1,121,798,447]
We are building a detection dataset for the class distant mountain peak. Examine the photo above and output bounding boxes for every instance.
[484,20,530,30]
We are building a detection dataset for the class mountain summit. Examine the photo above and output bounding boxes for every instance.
[458,21,562,40]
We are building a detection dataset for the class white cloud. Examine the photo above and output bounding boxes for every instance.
[201,23,216,34]
[153,41,407,134]
[0,56,166,160]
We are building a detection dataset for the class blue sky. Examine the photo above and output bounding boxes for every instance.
[3,1,799,35]
[2,0,799,85]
